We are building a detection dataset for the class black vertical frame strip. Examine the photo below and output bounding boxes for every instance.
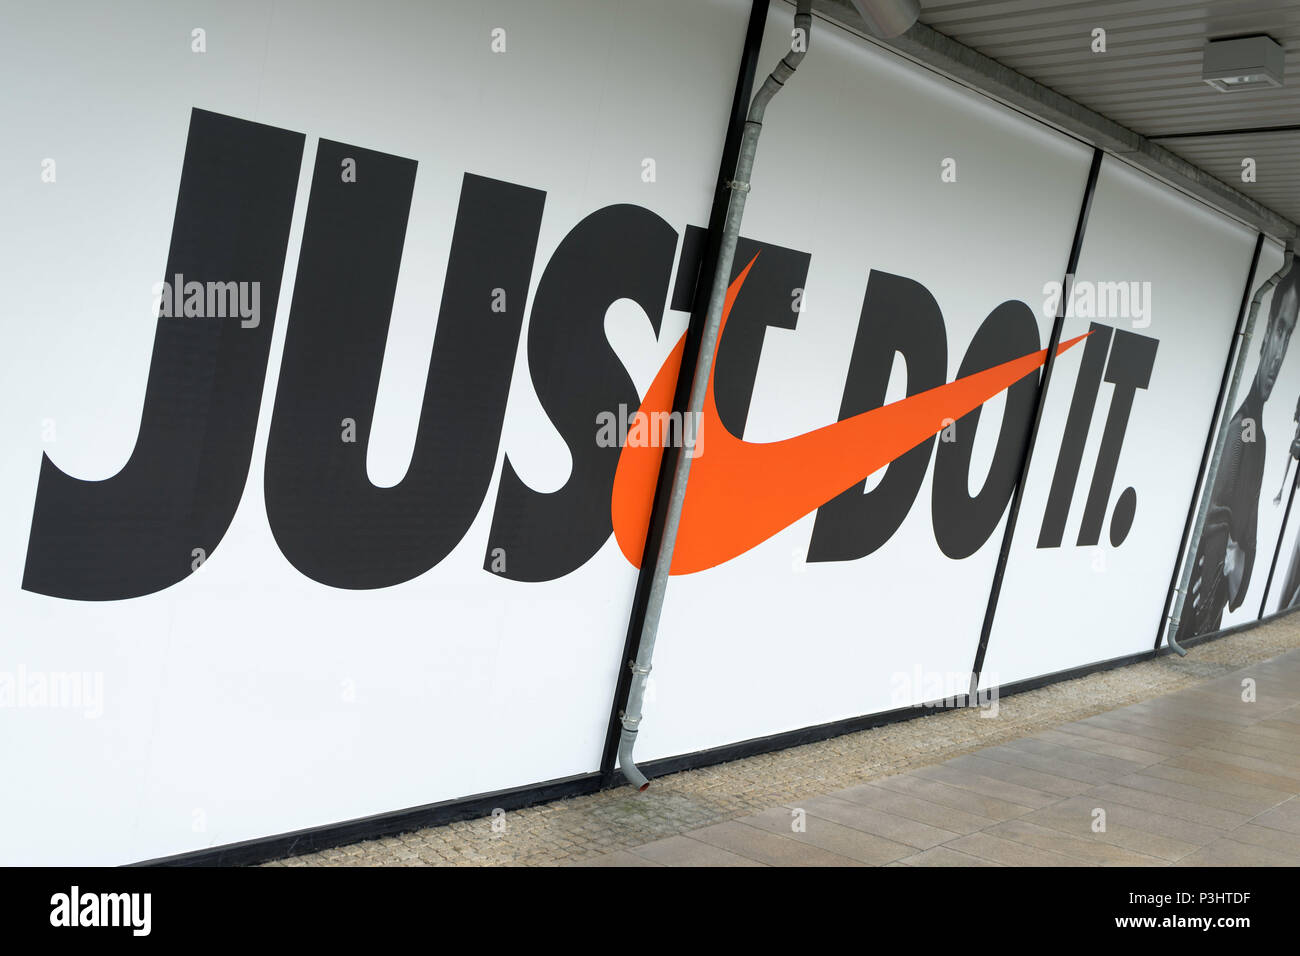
[1153,232,1265,649]
[969,147,1104,687]
[598,0,772,784]
[1259,441,1300,617]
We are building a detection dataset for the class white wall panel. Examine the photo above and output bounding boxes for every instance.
[0,0,749,865]
[636,8,1092,761]
[981,158,1257,688]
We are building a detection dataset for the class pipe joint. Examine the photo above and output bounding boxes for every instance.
[617,727,649,791]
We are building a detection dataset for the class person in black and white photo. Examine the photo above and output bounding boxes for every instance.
[1179,261,1300,639]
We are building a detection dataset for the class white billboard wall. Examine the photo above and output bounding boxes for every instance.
[634,9,1094,762]
[980,158,1258,689]
[0,0,748,865]
[0,0,1278,864]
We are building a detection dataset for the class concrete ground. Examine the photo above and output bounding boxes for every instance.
[586,644,1300,867]
[269,616,1300,866]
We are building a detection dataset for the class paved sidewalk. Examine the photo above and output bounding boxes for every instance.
[272,616,1300,865]
[580,648,1300,866]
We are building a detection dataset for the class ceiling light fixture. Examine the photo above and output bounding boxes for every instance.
[1202,35,1285,92]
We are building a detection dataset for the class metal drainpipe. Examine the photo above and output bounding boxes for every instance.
[1166,243,1295,655]
[616,0,814,790]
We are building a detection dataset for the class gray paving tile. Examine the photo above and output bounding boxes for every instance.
[629,835,767,867]
[944,831,1094,866]
[896,846,1004,867]
[1034,727,1175,764]
[1051,721,1192,757]
[1125,700,1255,729]
[1207,738,1300,768]
[1172,838,1300,867]
[687,821,865,867]
[1255,718,1300,736]
[912,763,1060,808]
[983,819,1166,867]
[1225,822,1300,856]
[1109,771,1285,817]
[1222,728,1300,756]
[1007,737,1156,775]
[974,744,1116,785]
[1137,762,1295,807]
[1082,782,1250,830]
[1166,752,1300,793]
[1016,799,1201,861]
[1132,697,1258,723]
[740,806,912,865]
[795,795,960,849]
[1188,746,1300,782]
[831,783,998,833]
[1042,794,1227,846]
[871,772,1036,821]
[1249,796,1300,835]
[1081,713,1224,750]
[943,753,1093,797]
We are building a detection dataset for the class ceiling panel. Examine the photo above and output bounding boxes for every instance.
[859,0,1300,224]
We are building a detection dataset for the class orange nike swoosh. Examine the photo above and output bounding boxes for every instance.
[611,254,1089,575]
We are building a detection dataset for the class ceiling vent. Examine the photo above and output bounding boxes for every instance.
[1202,35,1285,92]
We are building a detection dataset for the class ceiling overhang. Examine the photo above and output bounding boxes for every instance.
[812,0,1299,241]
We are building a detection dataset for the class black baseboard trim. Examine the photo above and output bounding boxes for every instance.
[135,603,1299,867]
[135,771,606,867]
